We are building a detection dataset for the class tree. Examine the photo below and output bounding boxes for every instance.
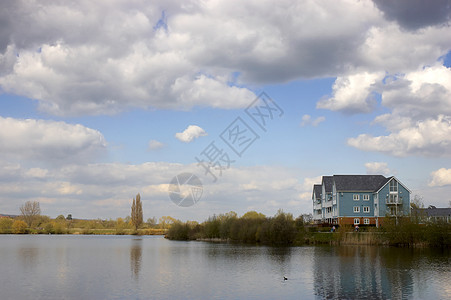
[410,195,424,209]
[241,211,265,219]
[131,193,143,231]
[20,201,41,227]
[12,220,28,234]
[147,217,157,227]
[159,216,177,229]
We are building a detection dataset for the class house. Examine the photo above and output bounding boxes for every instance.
[411,205,451,223]
[312,175,411,227]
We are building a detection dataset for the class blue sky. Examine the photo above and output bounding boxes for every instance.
[0,0,450,221]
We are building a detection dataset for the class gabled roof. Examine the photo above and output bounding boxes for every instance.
[313,184,322,199]
[322,176,333,193]
[375,176,411,194]
[333,175,388,192]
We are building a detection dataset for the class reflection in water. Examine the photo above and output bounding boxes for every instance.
[266,246,292,278]
[313,246,421,299]
[1,236,449,299]
[18,247,39,270]
[130,239,142,280]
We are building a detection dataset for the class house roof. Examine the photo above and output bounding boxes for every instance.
[375,176,411,194]
[313,184,322,199]
[333,175,389,192]
[413,207,451,217]
[322,176,333,193]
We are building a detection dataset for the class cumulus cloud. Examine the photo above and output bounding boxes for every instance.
[148,139,165,150]
[0,0,449,115]
[365,162,392,176]
[317,72,385,113]
[379,64,451,121]
[175,125,207,143]
[320,64,451,157]
[348,115,451,157]
[429,168,451,187]
[300,114,325,127]
[0,117,106,163]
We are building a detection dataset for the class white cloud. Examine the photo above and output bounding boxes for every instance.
[297,176,322,204]
[317,72,385,113]
[148,140,165,150]
[429,168,451,187]
[365,162,391,176]
[0,117,106,163]
[0,160,311,220]
[300,114,325,127]
[175,125,207,143]
[333,65,451,157]
[1,1,449,115]
[348,115,451,157]
[25,168,49,179]
[380,64,451,121]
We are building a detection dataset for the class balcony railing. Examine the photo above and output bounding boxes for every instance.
[386,199,402,205]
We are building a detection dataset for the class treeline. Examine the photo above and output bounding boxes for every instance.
[0,214,173,235]
[167,210,451,247]
[167,210,309,245]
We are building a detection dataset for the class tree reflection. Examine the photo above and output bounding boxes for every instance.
[18,247,39,270]
[130,239,142,280]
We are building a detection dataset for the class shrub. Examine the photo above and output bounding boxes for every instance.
[0,218,13,234]
[12,220,28,234]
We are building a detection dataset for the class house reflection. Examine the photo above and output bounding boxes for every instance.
[130,239,142,280]
[313,246,414,299]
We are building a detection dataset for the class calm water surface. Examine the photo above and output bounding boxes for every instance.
[0,235,449,299]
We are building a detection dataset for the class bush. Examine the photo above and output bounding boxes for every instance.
[12,220,28,234]
[0,218,13,233]
[43,222,54,234]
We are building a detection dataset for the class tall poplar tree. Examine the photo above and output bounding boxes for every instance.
[131,193,143,231]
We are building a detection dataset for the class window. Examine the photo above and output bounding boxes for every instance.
[353,194,360,201]
[353,206,360,213]
[363,206,370,213]
[354,218,360,225]
[389,180,398,192]
[363,194,370,201]
[364,218,370,225]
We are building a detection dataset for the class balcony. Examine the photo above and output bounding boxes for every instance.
[386,194,403,205]
[386,199,402,205]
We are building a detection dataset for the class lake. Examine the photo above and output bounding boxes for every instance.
[0,235,449,299]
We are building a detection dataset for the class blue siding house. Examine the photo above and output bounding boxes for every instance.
[312,175,411,227]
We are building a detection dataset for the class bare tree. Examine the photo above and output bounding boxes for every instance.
[20,201,41,227]
[410,194,424,209]
[131,193,143,231]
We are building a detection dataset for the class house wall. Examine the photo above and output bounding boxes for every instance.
[377,179,410,217]
[338,192,374,218]
[312,191,322,222]
[338,217,377,226]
